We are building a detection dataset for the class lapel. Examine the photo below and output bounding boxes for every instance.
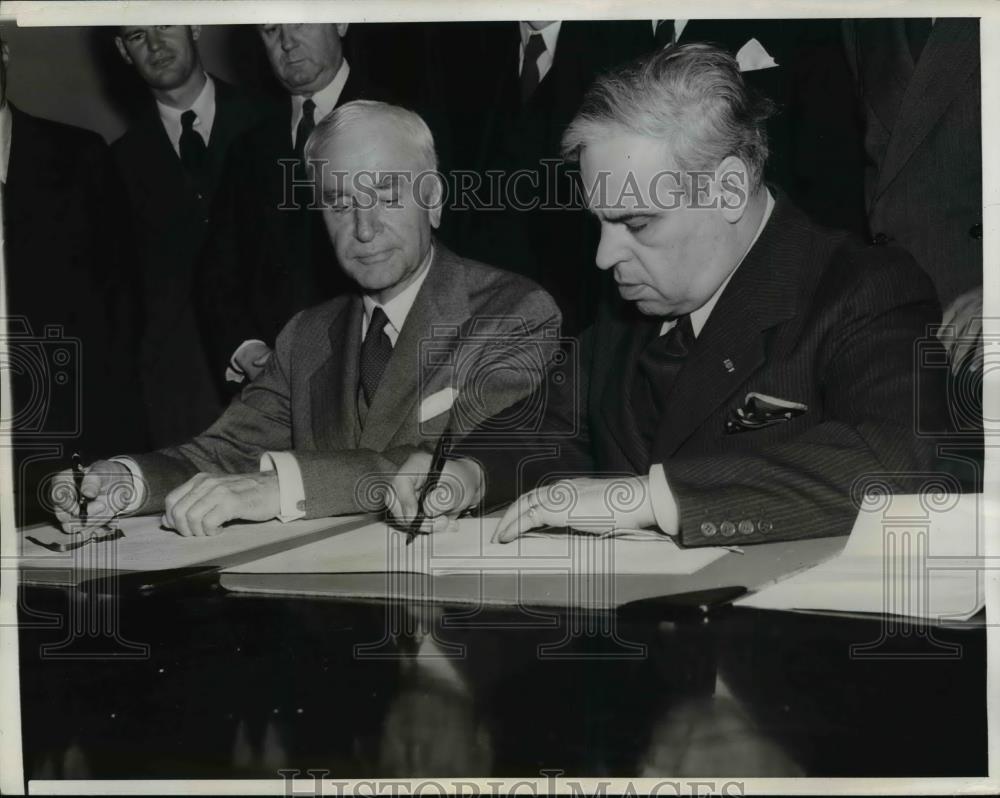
[127,101,204,207]
[358,243,472,452]
[650,193,803,460]
[874,18,979,201]
[855,19,915,139]
[204,76,238,186]
[310,296,364,450]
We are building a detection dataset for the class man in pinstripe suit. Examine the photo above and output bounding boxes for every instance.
[389,43,951,548]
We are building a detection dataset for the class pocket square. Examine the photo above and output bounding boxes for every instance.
[726,392,807,434]
[419,387,459,423]
[736,38,779,72]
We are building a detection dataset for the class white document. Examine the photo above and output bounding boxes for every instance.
[18,513,367,575]
[229,517,727,577]
[736,493,985,621]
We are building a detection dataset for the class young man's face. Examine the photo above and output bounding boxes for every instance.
[580,131,739,318]
[116,26,201,91]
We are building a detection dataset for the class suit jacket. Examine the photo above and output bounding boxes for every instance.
[671,19,868,235]
[111,77,270,447]
[195,67,384,377]
[129,243,561,518]
[459,193,949,547]
[842,18,981,306]
[2,105,144,521]
[445,21,650,334]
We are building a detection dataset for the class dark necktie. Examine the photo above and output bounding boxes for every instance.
[179,109,207,179]
[294,98,316,163]
[630,315,695,455]
[904,17,933,64]
[360,307,393,405]
[654,19,676,49]
[520,33,547,104]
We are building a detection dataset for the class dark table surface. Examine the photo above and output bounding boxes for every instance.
[17,583,987,782]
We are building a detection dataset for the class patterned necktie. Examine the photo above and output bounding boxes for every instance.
[179,109,207,179]
[360,307,393,405]
[630,314,695,455]
[654,20,676,49]
[294,98,316,163]
[520,33,547,104]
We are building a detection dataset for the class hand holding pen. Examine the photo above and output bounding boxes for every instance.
[385,451,485,539]
[50,456,134,535]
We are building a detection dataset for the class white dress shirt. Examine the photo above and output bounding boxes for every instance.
[289,58,350,148]
[518,22,562,83]
[156,72,216,157]
[648,190,775,535]
[262,246,435,522]
[0,102,12,184]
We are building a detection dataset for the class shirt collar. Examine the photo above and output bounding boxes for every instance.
[0,102,12,184]
[156,71,215,135]
[362,244,435,342]
[291,58,350,140]
[664,189,775,337]
[519,21,562,55]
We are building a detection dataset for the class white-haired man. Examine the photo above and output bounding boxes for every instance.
[389,44,950,548]
[51,101,560,538]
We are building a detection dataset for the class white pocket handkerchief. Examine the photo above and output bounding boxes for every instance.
[419,387,458,423]
[736,38,778,72]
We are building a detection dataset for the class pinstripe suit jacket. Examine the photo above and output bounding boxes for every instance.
[128,243,560,518]
[463,194,950,547]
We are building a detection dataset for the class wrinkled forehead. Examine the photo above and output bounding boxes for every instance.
[579,132,686,214]
[313,120,426,182]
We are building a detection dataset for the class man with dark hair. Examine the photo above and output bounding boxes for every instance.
[195,23,385,389]
[112,24,269,447]
[388,43,949,548]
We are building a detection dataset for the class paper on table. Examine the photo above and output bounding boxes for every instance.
[18,513,367,575]
[229,517,727,577]
[736,493,985,621]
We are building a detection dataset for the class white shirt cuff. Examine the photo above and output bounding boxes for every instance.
[227,339,268,383]
[260,452,307,522]
[648,463,679,536]
[108,457,147,515]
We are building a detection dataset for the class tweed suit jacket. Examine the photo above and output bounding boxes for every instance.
[129,243,560,518]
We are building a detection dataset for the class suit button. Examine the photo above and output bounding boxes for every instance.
[700,522,718,537]
[720,521,736,537]
[970,223,983,240]
[871,232,889,246]
[758,520,773,534]
[738,520,754,535]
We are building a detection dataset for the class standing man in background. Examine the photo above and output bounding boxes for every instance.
[445,20,648,334]
[842,17,982,308]
[112,24,269,447]
[1,32,141,523]
[195,23,384,387]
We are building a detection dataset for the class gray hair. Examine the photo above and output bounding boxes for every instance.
[304,99,439,174]
[562,43,775,190]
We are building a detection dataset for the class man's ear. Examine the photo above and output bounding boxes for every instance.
[114,36,133,66]
[717,155,750,224]
[191,25,202,43]
[423,172,444,229]
[1,40,9,69]
[337,23,350,38]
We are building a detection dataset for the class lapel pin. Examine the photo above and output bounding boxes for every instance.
[723,358,735,373]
